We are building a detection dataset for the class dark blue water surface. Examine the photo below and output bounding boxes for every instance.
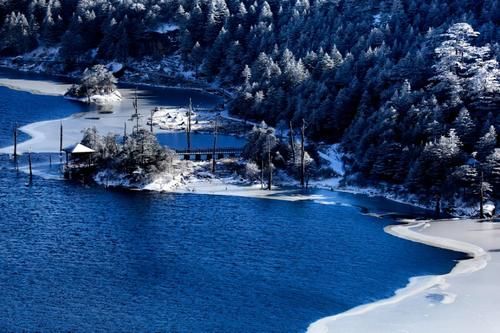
[0,75,464,332]
[0,85,86,147]
[156,132,246,150]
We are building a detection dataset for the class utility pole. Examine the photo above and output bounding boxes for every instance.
[186,98,192,152]
[211,114,219,173]
[300,118,306,188]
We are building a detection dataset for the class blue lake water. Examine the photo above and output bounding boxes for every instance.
[156,132,246,150]
[0,75,465,332]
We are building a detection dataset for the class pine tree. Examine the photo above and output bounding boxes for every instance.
[452,108,476,148]
[476,125,497,161]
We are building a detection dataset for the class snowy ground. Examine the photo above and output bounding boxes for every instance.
[65,90,123,104]
[308,219,500,333]
[151,106,249,134]
[0,77,70,96]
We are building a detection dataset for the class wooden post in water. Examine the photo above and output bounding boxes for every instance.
[28,150,33,179]
[13,124,17,161]
[13,124,18,171]
[59,121,63,174]
[59,121,63,154]
[49,154,52,167]
[211,114,219,173]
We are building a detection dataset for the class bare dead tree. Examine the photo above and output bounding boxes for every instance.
[212,114,219,173]
[267,135,272,191]
[150,109,155,133]
[131,87,140,133]
[261,159,264,189]
[479,169,484,219]
[13,123,17,162]
[289,120,295,163]
[300,118,307,188]
[186,98,192,151]
[59,121,63,154]
[28,149,32,179]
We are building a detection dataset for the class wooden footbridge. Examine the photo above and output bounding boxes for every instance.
[175,147,244,161]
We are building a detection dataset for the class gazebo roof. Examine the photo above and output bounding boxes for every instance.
[63,143,96,154]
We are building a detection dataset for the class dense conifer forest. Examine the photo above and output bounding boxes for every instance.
[1,0,499,209]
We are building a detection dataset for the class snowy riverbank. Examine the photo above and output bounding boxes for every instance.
[308,218,500,333]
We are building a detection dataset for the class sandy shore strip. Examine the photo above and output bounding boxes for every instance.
[308,219,499,333]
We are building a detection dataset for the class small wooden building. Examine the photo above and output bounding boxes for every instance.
[62,143,97,180]
[63,143,96,166]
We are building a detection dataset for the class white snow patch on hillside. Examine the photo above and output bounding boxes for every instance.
[107,61,124,73]
[22,46,60,61]
[318,143,344,176]
[153,23,179,33]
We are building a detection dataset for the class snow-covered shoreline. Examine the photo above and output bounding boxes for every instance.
[96,170,330,202]
[308,218,500,333]
[64,90,122,104]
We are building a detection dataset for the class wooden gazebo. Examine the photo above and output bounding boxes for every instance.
[63,143,96,166]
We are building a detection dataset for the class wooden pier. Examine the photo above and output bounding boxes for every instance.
[175,147,244,161]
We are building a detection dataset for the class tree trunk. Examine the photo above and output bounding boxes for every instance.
[267,136,272,191]
[13,124,17,162]
[59,122,63,154]
[212,115,218,173]
[289,120,295,164]
[150,110,154,133]
[479,170,484,219]
[434,193,441,219]
[187,99,192,151]
[261,159,264,190]
[28,151,32,179]
[300,119,306,188]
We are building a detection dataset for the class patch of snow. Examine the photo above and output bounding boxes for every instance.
[318,143,344,176]
[107,61,124,74]
[90,48,98,59]
[22,46,60,61]
[152,23,179,34]
[64,90,122,105]
[0,77,70,96]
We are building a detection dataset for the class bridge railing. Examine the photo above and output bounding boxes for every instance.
[175,147,244,155]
